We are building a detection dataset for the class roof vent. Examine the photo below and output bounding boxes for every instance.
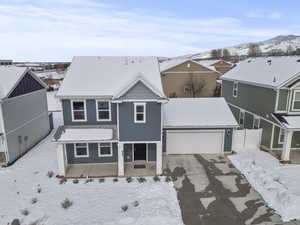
[273,76,276,83]
[297,59,300,63]
[248,59,252,63]
[267,59,272,65]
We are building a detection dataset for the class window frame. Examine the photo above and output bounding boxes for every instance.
[292,90,300,111]
[96,100,111,122]
[232,81,238,98]
[183,85,192,94]
[98,142,113,157]
[253,116,260,129]
[134,102,146,123]
[239,110,245,128]
[74,143,89,158]
[71,100,87,122]
[278,129,286,144]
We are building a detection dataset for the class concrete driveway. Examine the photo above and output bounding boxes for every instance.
[163,154,300,225]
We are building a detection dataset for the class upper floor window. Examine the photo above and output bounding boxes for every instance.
[98,142,112,157]
[96,101,111,121]
[292,91,300,111]
[253,116,260,129]
[74,143,89,158]
[71,100,86,121]
[134,103,146,123]
[239,110,245,128]
[278,129,286,144]
[233,81,238,98]
[183,85,192,95]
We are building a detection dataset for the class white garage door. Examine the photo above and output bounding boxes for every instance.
[166,130,224,154]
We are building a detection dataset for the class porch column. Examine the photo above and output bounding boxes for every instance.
[118,143,124,176]
[57,143,66,176]
[156,141,162,175]
[281,130,293,162]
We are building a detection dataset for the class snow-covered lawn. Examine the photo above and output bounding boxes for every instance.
[0,132,183,225]
[229,149,300,222]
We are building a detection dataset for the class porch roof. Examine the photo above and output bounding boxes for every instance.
[53,125,118,143]
[273,114,300,130]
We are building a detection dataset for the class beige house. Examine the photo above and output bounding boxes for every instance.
[160,58,222,98]
[194,59,234,74]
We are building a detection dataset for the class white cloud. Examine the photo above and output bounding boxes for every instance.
[0,0,293,61]
[246,11,283,20]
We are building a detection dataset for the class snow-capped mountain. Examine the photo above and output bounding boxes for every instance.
[192,35,300,59]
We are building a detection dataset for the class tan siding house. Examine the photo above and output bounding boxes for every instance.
[160,59,221,98]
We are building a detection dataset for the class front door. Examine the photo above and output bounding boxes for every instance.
[134,144,147,161]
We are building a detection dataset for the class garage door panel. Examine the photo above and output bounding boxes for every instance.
[166,130,224,154]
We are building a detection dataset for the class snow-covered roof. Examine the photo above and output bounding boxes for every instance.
[159,58,219,73]
[57,56,165,98]
[163,98,238,128]
[196,59,233,67]
[56,128,114,143]
[0,66,38,99]
[222,57,300,88]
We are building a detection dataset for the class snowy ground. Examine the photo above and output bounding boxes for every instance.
[0,132,183,225]
[229,149,300,222]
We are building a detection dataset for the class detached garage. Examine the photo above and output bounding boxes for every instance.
[163,98,239,154]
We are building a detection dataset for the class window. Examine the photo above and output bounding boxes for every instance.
[292,91,300,110]
[74,143,89,157]
[98,142,112,157]
[96,101,111,121]
[278,129,286,144]
[253,116,260,129]
[239,110,245,128]
[134,103,146,123]
[71,100,86,121]
[183,85,192,94]
[233,81,238,97]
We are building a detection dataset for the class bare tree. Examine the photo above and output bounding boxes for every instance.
[222,48,231,61]
[184,73,206,97]
[210,49,219,59]
[248,43,262,57]
[286,45,294,55]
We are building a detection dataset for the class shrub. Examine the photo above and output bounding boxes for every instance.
[99,178,105,183]
[61,198,73,209]
[37,187,42,194]
[126,177,133,183]
[47,171,54,178]
[137,177,146,183]
[59,178,67,185]
[21,209,29,216]
[113,178,118,182]
[132,201,139,207]
[31,198,38,204]
[121,205,128,212]
[165,176,171,182]
[73,179,79,184]
[153,176,160,182]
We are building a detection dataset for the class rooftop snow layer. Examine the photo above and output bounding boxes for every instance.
[281,115,300,129]
[163,98,238,128]
[222,56,300,88]
[57,56,164,98]
[57,128,113,142]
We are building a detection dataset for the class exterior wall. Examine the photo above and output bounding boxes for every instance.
[123,143,157,162]
[62,99,117,126]
[292,132,300,148]
[161,61,220,98]
[277,89,289,111]
[222,80,277,120]
[2,90,50,162]
[66,142,118,164]
[273,126,283,149]
[260,119,273,149]
[119,81,160,99]
[212,61,232,74]
[244,112,254,129]
[229,104,239,121]
[119,102,161,142]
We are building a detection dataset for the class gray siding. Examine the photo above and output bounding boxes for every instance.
[123,143,157,162]
[119,102,161,141]
[244,112,254,129]
[222,80,276,120]
[292,132,300,148]
[62,99,117,126]
[224,128,233,152]
[229,104,239,122]
[2,90,50,163]
[273,126,283,149]
[260,119,272,149]
[148,143,157,161]
[66,143,118,164]
[277,89,289,111]
[119,81,160,100]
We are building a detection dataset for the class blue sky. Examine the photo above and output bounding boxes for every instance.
[1,0,300,61]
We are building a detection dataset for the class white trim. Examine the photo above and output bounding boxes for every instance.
[74,143,89,158]
[112,99,168,103]
[291,90,300,111]
[270,124,275,149]
[221,77,277,90]
[134,102,146,123]
[1,89,45,102]
[239,110,245,128]
[0,103,8,163]
[232,81,238,98]
[98,142,113,157]
[278,128,286,145]
[117,103,120,140]
[71,99,87,122]
[162,71,217,74]
[96,100,111,122]
[253,115,260,129]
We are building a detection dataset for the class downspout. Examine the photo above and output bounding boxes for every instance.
[0,100,9,164]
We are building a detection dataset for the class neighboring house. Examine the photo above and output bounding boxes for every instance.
[0,60,13,66]
[0,66,51,165]
[54,56,238,178]
[194,59,234,74]
[160,58,221,98]
[221,56,300,162]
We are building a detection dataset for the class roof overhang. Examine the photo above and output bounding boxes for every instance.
[163,125,239,129]
[272,113,300,131]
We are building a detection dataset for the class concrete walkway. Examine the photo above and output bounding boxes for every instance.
[164,154,300,225]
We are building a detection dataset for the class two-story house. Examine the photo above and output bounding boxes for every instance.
[221,56,300,162]
[0,66,51,165]
[54,56,238,178]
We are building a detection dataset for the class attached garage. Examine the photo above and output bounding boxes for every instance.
[163,98,239,154]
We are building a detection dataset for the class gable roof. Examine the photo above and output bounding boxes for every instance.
[57,56,165,98]
[222,56,300,89]
[159,58,219,73]
[196,59,233,67]
[0,66,47,100]
[163,97,238,128]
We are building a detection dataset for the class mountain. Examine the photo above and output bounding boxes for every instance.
[191,35,300,59]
